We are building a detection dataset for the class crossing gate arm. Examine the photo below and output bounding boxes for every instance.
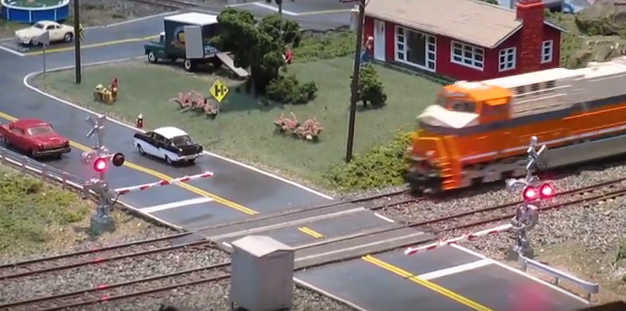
[114,171,214,195]
[518,256,599,300]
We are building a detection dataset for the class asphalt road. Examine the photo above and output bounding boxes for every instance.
[0,4,590,311]
[0,6,350,226]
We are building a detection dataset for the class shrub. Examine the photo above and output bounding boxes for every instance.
[328,132,412,191]
[266,75,318,104]
[294,31,356,63]
[358,64,387,108]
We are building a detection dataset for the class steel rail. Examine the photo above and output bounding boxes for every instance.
[0,232,192,270]
[195,188,418,233]
[0,263,231,311]
[0,239,211,280]
[423,178,626,234]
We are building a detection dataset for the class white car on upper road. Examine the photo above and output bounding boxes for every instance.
[15,21,75,45]
[133,126,204,165]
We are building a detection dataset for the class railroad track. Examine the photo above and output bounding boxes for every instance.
[410,177,626,235]
[0,263,231,311]
[356,189,424,210]
[10,179,624,310]
[0,232,208,281]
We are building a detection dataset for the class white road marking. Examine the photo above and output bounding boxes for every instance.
[227,2,260,8]
[142,197,213,214]
[451,244,590,304]
[252,2,299,15]
[222,241,232,248]
[374,212,395,223]
[417,259,492,281]
[0,44,25,57]
[98,11,181,28]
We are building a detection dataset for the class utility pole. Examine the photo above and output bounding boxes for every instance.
[73,0,82,84]
[345,0,365,163]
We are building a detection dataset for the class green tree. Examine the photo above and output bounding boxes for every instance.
[479,0,499,4]
[211,9,302,94]
[358,64,387,108]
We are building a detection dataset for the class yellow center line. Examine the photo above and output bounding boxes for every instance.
[0,111,257,215]
[362,255,495,311]
[23,35,160,56]
[298,227,324,238]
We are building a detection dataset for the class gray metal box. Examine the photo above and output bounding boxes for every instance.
[230,235,295,311]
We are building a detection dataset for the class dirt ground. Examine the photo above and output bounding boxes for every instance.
[528,243,626,304]
[494,248,622,305]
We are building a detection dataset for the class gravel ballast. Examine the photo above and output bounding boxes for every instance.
[0,244,228,304]
[63,283,356,311]
[377,163,626,301]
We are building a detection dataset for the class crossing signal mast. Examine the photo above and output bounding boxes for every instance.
[505,136,553,259]
[81,115,125,232]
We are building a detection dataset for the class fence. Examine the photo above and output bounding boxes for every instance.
[0,147,86,190]
[518,255,599,300]
[0,146,182,230]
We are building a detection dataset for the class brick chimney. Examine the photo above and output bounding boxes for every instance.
[516,0,545,73]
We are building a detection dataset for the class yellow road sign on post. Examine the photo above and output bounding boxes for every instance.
[78,24,84,41]
[210,79,229,103]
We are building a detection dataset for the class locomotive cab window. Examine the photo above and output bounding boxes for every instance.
[482,103,508,116]
[449,100,476,113]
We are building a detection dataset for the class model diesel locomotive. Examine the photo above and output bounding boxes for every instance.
[408,56,626,193]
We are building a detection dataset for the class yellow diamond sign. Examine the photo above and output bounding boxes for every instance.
[78,23,84,41]
[210,79,229,103]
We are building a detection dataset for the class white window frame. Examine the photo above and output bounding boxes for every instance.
[498,47,516,72]
[541,40,553,64]
[395,26,437,72]
[451,41,484,71]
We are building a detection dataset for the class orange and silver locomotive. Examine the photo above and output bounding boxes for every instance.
[408,57,626,193]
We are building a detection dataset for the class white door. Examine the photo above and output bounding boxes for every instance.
[142,133,162,157]
[373,20,386,61]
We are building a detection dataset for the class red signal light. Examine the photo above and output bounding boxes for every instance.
[522,186,538,201]
[93,158,107,172]
[522,183,555,201]
[539,183,555,198]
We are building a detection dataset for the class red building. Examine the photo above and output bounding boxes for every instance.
[363,0,566,81]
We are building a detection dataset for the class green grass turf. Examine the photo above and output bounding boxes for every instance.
[0,164,90,257]
[33,57,439,189]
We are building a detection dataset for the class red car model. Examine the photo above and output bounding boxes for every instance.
[0,119,71,158]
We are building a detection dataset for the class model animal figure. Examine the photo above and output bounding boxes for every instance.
[408,56,626,193]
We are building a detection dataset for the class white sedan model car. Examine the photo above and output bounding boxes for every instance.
[133,127,204,165]
[15,21,75,45]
